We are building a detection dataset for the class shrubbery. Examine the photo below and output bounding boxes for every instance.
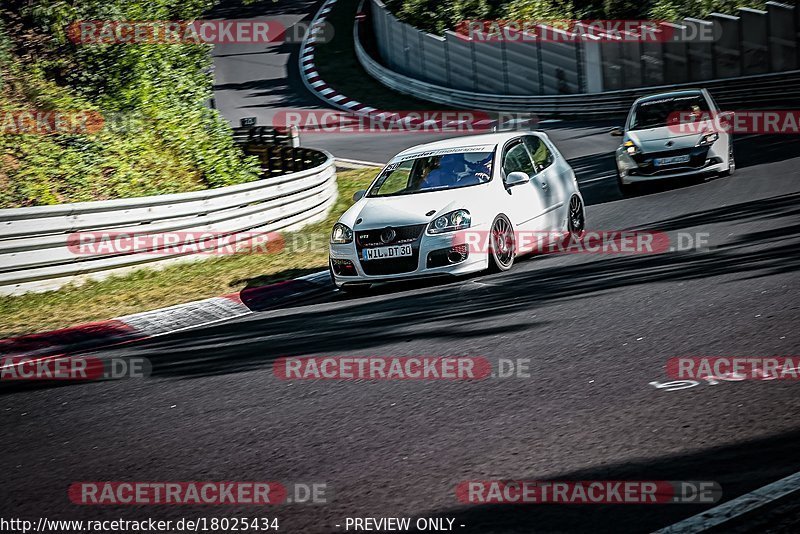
[383,0,767,34]
[0,0,259,208]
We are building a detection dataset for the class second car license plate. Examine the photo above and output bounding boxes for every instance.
[362,245,413,261]
[654,155,691,166]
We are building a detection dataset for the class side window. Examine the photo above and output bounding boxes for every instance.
[524,136,554,171]
[502,141,535,176]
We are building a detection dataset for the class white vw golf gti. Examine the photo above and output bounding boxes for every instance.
[329,132,585,291]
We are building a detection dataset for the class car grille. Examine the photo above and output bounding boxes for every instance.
[631,146,710,176]
[356,223,426,275]
[360,256,420,275]
[355,224,427,247]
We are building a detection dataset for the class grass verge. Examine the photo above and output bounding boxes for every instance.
[0,168,377,339]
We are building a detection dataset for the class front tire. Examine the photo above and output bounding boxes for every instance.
[617,171,638,197]
[488,214,515,272]
[567,195,585,236]
[720,142,735,177]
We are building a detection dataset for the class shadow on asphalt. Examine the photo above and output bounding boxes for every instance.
[405,428,800,533]
[573,134,800,207]
[62,189,797,384]
[3,164,798,395]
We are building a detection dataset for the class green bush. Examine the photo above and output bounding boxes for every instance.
[0,0,260,208]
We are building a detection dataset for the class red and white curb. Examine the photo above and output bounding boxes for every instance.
[298,0,495,131]
[0,271,331,359]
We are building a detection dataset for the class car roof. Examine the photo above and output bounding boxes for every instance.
[394,131,538,158]
[634,89,705,105]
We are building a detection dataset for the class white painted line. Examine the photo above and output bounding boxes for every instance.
[654,470,800,534]
[330,94,347,103]
[579,173,616,184]
[311,80,327,88]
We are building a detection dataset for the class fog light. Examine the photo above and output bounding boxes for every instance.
[448,244,468,263]
[331,258,357,276]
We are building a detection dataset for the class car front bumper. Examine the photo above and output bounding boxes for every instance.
[616,143,727,184]
[329,227,488,287]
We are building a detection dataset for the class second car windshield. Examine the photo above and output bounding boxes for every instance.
[368,151,494,197]
[630,95,711,130]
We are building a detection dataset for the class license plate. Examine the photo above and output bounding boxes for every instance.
[654,155,690,166]
[362,245,413,261]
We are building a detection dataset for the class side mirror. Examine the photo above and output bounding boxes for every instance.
[352,189,366,202]
[504,171,529,186]
[610,126,624,137]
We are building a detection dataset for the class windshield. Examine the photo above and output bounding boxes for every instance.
[630,95,711,130]
[368,151,494,197]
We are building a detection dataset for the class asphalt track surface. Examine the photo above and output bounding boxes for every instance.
[1,1,799,532]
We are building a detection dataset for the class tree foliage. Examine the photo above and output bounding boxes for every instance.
[0,0,259,208]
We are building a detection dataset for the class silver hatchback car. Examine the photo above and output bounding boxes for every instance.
[613,89,735,195]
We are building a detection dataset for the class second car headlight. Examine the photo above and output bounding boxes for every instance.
[696,132,719,146]
[330,223,353,244]
[624,140,640,156]
[428,210,471,234]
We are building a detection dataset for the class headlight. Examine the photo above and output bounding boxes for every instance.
[696,132,719,146]
[624,140,639,156]
[330,223,353,244]
[428,209,471,234]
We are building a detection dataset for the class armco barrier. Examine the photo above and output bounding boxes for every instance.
[369,0,800,95]
[356,11,800,117]
[0,149,337,296]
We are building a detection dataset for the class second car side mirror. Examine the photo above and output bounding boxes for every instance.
[504,171,529,186]
[352,189,366,202]
[610,126,624,137]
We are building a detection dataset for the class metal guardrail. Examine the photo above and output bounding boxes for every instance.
[0,150,337,296]
[355,6,800,117]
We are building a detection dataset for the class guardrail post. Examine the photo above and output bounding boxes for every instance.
[766,2,797,72]
[662,22,689,84]
[581,37,603,93]
[740,8,769,75]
